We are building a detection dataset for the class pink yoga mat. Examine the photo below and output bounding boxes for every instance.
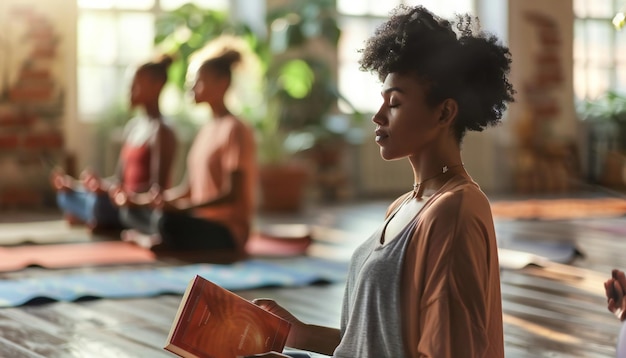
[245,231,312,257]
[0,241,156,272]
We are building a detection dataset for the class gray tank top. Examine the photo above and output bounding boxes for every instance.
[333,216,415,357]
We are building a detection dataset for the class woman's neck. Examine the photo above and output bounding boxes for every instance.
[210,101,230,119]
[409,142,464,196]
[142,102,161,120]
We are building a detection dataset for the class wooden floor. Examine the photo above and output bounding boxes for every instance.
[0,195,625,358]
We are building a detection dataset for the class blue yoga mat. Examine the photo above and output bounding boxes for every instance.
[0,257,349,307]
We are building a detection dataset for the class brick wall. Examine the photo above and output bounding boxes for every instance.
[0,5,66,209]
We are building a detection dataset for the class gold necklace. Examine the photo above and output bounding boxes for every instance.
[412,163,464,198]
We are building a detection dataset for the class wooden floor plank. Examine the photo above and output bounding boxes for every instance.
[0,301,171,357]
[0,336,46,358]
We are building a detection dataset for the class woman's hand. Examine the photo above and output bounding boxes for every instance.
[81,169,105,194]
[252,299,339,356]
[109,185,156,208]
[150,188,189,212]
[109,185,129,207]
[252,299,305,349]
[605,269,626,321]
[149,184,193,212]
[50,169,73,192]
[150,186,175,211]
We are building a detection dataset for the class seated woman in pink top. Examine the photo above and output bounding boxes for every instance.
[51,56,177,232]
[113,49,257,252]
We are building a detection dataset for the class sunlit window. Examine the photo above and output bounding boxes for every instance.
[78,0,155,10]
[337,0,475,114]
[160,0,227,11]
[77,0,228,120]
[574,0,626,101]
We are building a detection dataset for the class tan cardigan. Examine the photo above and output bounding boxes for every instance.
[388,175,504,357]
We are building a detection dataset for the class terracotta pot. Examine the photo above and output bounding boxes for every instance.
[259,164,309,212]
[601,150,626,188]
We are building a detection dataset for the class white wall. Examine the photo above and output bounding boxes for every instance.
[0,0,79,190]
[0,0,83,175]
[507,0,576,140]
[458,0,575,193]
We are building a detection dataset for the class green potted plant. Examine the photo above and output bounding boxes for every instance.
[254,58,317,212]
[256,0,364,209]
[579,90,626,187]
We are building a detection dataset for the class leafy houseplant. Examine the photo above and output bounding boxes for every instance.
[579,90,626,186]
[580,91,626,152]
[257,0,364,207]
[262,0,362,156]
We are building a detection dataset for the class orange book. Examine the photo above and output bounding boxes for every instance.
[164,275,291,358]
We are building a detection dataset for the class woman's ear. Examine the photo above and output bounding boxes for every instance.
[438,98,458,126]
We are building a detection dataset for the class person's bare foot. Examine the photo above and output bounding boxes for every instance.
[121,229,162,249]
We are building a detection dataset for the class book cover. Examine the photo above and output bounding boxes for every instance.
[164,275,292,358]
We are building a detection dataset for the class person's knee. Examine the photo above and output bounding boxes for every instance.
[56,191,80,215]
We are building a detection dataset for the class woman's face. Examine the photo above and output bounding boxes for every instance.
[372,72,446,161]
[192,68,226,104]
[130,70,159,107]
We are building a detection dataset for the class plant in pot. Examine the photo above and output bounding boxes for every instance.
[255,58,321,212]
[579,90,626,187]
[256,0,364,211]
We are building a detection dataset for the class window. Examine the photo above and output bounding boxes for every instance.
[574,0,626,101]
[77,0,228,121]
[337,0,475,114]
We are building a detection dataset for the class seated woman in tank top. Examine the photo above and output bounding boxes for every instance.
[248,5,515,358]
[51,55,177,233]
[111,49,257,254]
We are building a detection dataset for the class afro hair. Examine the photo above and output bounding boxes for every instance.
[359,5,516,141]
